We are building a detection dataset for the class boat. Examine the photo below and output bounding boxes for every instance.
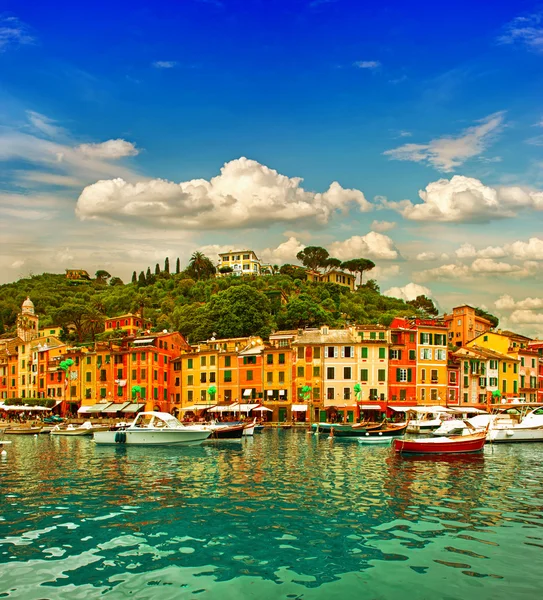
[432,408,489,437]
[393,431,487,455]
[405,407,454,434]
[50,421,110,437]
[208,423,245,439]
[487,405,543,443]
[2,426,42,435]
[243,419,256,436]
[355,423,408,443]
[311,423,367,437]
[93,411,212,446]
[254,424,264,433]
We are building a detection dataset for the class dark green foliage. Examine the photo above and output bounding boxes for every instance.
[155,263,160,275]
[138,271,146,286]
[176,257,180,274]
[474,307,499,328]
[164,257,170,274]
[296,246,329,272]
[131,271,137,284]
[406,295,439,316]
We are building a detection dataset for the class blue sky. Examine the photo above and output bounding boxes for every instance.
[1,0,542,334]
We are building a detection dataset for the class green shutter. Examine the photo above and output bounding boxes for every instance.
[407,369,412,382]
[419,333,424,344]
[396,368,401,382]
[398,350,402,360]
[429,333,433,345]
[379,347,385,359]
[361,369,368,382]
[362,347,368,358]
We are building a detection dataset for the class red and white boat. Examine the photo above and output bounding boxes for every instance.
[393,431,487,455]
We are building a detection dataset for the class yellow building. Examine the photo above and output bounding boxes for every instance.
[356,325,389,402]
[217,250,262,277]
[306,269,356,292]
[264,332,296,422]
[416,323,448,404]
[468,330,536,400]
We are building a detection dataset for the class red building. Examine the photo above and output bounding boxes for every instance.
[528,340,543,403]
[388,318,417,404]
[104,313,152,336]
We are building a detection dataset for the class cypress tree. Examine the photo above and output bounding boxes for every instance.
[176,257,180,274]
[146,266,152,283]
[138,271,146,286]
[165,257,170,274]
[131,271,137,284]
[155,263,160,275]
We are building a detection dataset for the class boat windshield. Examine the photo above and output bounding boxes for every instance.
[133,413,183,429]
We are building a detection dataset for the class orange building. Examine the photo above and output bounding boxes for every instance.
[444,305,493,348]
[104,313,152,336]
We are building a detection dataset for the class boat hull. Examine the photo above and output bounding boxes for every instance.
[3,427,42,435]
[311,423,367,437]
[394,433,486,455]
[488,427,543,443]
[209,424,245,439]
[93,428,211,446]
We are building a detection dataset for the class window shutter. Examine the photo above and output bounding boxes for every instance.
[341,347,345,358]
[398,350,402,360]
[407,368,412,382]
[334,347,338,358]
[362,347,368,359]
[419,332,423,344]
[396,368,401,382]
[429,333,433,345]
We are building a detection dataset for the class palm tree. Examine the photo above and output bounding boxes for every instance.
[82,308,105,341]
[188,252,216,280]
[132,293,151,321]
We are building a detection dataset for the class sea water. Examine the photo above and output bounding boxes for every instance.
[0,431,542,599]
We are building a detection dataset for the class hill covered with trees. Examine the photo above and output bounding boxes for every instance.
[0,251,444,345]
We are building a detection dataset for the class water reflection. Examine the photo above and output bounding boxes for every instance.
[0,433,542,597]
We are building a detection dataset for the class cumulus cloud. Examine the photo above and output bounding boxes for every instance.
[385,175,543,223]
[499,13,543,52]
[384,282,432,301]
[76,157,372,229]
[354,60,381,69]
[455,237,543,260]
[153,61,178,68]
[495,294,543,311]
[260,236,306,265]
[383,112,505,172]
[415,259,539,282]
[414,263,472,283]
[416,252,438,261]
[76,139,139,159]
[372,264,400,280]
[510,310,543,325]
[329,231,399,260]
[370,219,396,232]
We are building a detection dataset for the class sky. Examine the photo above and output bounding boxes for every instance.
[0,0,542,335]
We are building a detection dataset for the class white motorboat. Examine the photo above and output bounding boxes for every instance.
[487,405,543,443]
[432,408,489,437]
[93,411,212,446]
[50,421,109,436]
[405,407,454,434]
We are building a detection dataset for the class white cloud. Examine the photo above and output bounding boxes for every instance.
[384,282,432,301]
[370,219,396,232]
[76,139,139,159]
[26,110,66,138]
[414,263,472,283]
[510,310,543,325]
[373,264,400,280]
[354,60,381,69]
[0,16,34,51]
[455,237,543,260]
[10,259,25,269]
[386,175,543,223]
[499,13,543,52]
[153,61,178,68]
[383,112,505,172]
[415,259,539,282]
[329,231,399,260]
[416,252,438,261]
[260,236,306,265]
[470,258,520,274]
[495,294,543,311]
[76,157,372,229]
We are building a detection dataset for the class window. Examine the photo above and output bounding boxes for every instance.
[267,354,273,365]
[489,360,497,370]
[378,332,385,340]
[343,346,353,358]
[297,366,304,377]
[209,372,216,383]
[326,347,336,358]
[409,350,416,361]
[153,369,158,381]
[343,388,351,400]
[100,388,106,398]
[187,358,193,369]
[378,347,386,359]
[86,372,91,382]
[200,373,207,383]
[201,356,207,367]
[358,331,364,340]
[267,371,273,383]
[503,362,507,373]
[421,389,426,401]
[141,368,146,379]
[389,350,401,360]
[396,368,412,382]
[344,367,352,379]
[378,369,386,382]
[434,334,446,346]
[326,367,335,379]
[187,375,193,385]
[514,363,518,374]
[117,368,123,379]
[399,389,406,401]
[464,376,469,387]
[131,369,137,379]
[278,371,285,384]
[361,347,368,359]
[431,369,438,383]
[313,366,320,377]
[421,368,426,382]
[431,389,438,401]
[247,370,253,381]
[187,390,193,402]
[520,357,525,367]
[420,348,432,360]
[298,347,304,359]
[360,369,368,382]
[370,332,376,340]
[224,356,231,367]
[479,377,486,388]
[409,333,415,343]
[279,354,285,364]
[243,356,257,365]
[489,377,498,387]
[327,388,334,400]
[313,387,320,400]
[436,349,446,361]
[86,356,92,365]
[314,347,321,359]
[224,370,232,383]
[420,333,431,345]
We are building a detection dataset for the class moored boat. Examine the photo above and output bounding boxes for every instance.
[93,411,211,446]
[394,431,487,455]
[487,405,543,443]
[356,423,408,443]
[311,423,366,437]
[50,421,110,437]
[208,423,245,439]
[3,426,42,435]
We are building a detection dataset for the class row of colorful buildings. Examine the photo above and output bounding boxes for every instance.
[1,299,542,421]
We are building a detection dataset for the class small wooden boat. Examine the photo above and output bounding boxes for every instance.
[50,421,109,437]
[209,423,245,439]
[254,424,264,433]
[393,431,487,455]
[356,423,408,443]
[3,426,42,435]
[311,423,366,437]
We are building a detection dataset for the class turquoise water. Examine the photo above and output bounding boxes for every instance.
[1,432,542,599]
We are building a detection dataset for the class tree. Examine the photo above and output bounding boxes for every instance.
[109,277,124,286]
[53,303,88,342]
[82,307,105,341]
[207,284,272,338]
[164,257,170,274]
[279,264,308,279]
[95,270,111,284]
[341,258,375,286]
[176,257,180,274]
[361,279,380,293]
[407,295,439,316]
[279,298,329,329]
[323,257,342,273]
[155,263,160,275]
[131,271,137,284]
[138,271,146,286]
[146,267,155,285]
[188,252,216,280]
[219,266,233,274]
[474,307,499,328]
[296,246,329,272]
[132,293,151,321]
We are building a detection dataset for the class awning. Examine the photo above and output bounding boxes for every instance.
[391,406,453,414]
[208,405,236,413]
[78,405,94,414]
[358,404,382,410]
[243,388,253,397]
[389,406,420,412]
[267,390,273,396]
[449,406,487,414]
[230,403,260,412]
[291,404,307,412]
[122,403,145,413]
[0,404,51,411]
[85,402,113,413]
[101,402,130,413]
[253,406,272,412]
[133,338,154,345]
[179,404,216,412]
[279,390,286,396]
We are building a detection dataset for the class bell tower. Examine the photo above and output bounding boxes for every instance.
[17,297,39,342]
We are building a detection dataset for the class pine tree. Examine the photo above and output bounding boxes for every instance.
[155,263,160,275]
[176,257,180,274]
[138,271,146,286]
[146,267,152,283]
[164,257,170,274]
[131,271,137,284]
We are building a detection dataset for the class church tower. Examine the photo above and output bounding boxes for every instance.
[16,297,39,342]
